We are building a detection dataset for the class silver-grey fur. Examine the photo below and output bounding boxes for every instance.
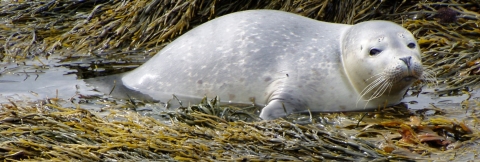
[113,10,423,120]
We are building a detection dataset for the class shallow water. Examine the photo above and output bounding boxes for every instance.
[0,57,101,103]
[405,88,477,109]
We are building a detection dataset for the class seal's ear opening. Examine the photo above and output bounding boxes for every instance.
[84,74,156,102]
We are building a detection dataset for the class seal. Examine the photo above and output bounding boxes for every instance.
[93,10,423,120]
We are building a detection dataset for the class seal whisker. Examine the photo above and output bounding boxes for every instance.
[421,69,438,87]
[359,74,386,97]
[365,72,385,81]
[359,77,393,109]
[357,74,388,106]
[369,79,392,101]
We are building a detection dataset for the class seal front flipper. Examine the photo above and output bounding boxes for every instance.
[259,100,286,120]
[259,92,308,120]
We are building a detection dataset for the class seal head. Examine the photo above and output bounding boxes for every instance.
[341,21,423,106]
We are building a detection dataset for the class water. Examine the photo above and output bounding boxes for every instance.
[0,57,101,103]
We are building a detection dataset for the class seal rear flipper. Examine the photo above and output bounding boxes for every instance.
[84,74,156,102]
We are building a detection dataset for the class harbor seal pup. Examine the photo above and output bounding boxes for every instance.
[94,10,423,120]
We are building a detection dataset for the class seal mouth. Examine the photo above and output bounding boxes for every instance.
[401,76,417,82]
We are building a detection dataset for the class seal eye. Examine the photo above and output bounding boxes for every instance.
[407,43,416,48]
[369,48,382,56]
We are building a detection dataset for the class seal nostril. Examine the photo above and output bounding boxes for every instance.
[399,56,412,67]
[403,76,416,82]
